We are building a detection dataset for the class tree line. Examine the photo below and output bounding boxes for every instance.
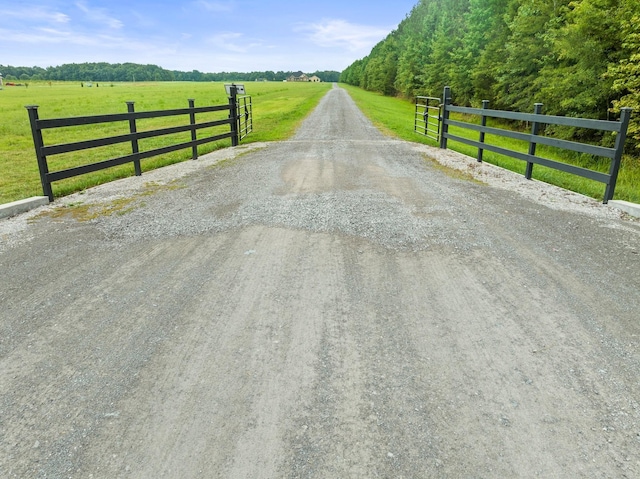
[0,63,340,84]
[340,0,640,151]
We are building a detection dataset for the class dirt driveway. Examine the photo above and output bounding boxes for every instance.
[1,86,639,478]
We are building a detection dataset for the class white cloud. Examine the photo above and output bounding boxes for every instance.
[1,24,160,55]
[75,1,123,29]
[194,1,233,13]
[298,19,390,52]
[130,10,157,29]
[206,32,262,53]
[0,7,70,24]
[52,12,70,23]
[0,8,371,72]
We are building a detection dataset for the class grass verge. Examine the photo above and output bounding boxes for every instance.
[341,84,640,203]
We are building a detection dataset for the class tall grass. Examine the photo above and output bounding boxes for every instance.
[341,84,640,203]
[0,81,331,203]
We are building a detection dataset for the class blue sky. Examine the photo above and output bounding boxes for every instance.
[0,0,418,72]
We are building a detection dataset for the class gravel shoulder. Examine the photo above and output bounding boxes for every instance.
[1,85,639,478]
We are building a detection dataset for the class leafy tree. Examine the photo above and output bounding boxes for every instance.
[420,8,466,98]
[0,62,337,85]
[608,0,640,148]
[362,36,399,95]
[394,0,439,97]
[340,58,366,86]
[538,0,622,119]
[460,0,511,106]
[339,0,640,152]
[493,0,570,112]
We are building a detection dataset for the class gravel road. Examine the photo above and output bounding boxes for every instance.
[1,85,640,478]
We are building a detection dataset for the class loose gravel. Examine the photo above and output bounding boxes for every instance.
[1,85,639,478]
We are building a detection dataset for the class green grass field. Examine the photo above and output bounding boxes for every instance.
[341,84,640,204]
[0,81,331,203]
[3,81,638,204]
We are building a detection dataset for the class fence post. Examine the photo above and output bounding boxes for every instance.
[26,105,54,201]
[439,86,451,150]
[188,99,198,160]
[478,100,490,162]
[604,107,633,203]
[423,105,429,137]
[525,103,543,180]
[228,85,239,147]
[126,102,142,176]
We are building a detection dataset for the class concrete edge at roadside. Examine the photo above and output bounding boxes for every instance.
[0,197,50,220]
[0,142,271,222]
[609,200,640,219]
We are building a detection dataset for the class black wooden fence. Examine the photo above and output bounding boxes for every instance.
[416,86,632,204]
[27,86,251,201]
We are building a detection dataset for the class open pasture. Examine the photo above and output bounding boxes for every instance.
[0,81,331,203]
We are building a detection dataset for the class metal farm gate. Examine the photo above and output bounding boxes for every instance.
[236,94,253,141]
[414,96,441,141]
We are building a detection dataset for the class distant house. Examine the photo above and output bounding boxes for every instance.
[309,75,322,83]
[286,72,310,82]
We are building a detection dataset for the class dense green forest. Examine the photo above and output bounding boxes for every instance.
[0,63,340,83]
[341,0,640,150]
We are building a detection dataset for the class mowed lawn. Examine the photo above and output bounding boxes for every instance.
[0,81,331,203]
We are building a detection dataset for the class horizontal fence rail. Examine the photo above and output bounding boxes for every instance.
[27,89,251,201]
[438,86,632,203]
[414,96,441,141]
